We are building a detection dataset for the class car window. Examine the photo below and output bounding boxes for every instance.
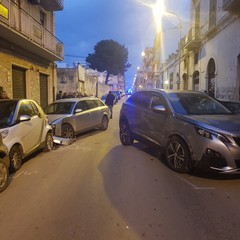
[86,100,98,109]
[94,99,105,107]
[18,102,35,117]
[150,95,166,108]
[0,100,17,127]
[75,100,89,112]
[30,101,40,116]
[130,92,150,108]
[45,102,74,114]
[167,93,232,115]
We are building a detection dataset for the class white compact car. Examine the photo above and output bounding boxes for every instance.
[0,99,53,172]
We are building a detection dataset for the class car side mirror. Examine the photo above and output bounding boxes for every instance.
[152,105,166,113]
[19,115,31,122]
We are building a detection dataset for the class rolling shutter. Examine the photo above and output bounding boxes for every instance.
[40,73,48,108]
[12,66,26,99]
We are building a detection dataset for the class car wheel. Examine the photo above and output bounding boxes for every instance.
[0,159,9,193]
[44,132,54,151]
[9,144,23,172]
[165,136,191,173]
[101,115,109,130]
[119,120,134,145]
[62,124,75,139]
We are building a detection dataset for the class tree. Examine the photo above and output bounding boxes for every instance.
[86,39,131,84]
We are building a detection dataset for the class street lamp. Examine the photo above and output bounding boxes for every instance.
[152,0,182,90]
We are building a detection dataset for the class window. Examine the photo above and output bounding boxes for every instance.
[18,102,34,117]
[76,101,88,112]
[40,10,46,27]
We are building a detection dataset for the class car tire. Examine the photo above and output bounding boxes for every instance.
[100,115,109,130]
[165,136,191,173]
[61,124,75,139]
[44,132,54,152]
[119,120,134,145]
[9,144,23,172]
[0,159,9,193]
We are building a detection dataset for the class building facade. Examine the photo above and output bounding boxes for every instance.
[0,0,63,107]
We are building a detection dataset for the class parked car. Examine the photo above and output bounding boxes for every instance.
[0,99,53,172]
[44,97,110,144]
[119,89,240,174]
[111,91,121,100]
[0,134,10,193]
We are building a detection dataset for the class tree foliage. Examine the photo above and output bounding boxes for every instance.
[86,39,131,84]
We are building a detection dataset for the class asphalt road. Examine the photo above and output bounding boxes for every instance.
[1,96,240,240]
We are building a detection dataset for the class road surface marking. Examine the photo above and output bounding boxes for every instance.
[176,175,215,190]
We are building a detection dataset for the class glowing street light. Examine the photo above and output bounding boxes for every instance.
[152,0,182,90]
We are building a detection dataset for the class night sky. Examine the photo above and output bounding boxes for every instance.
[55,0,190,90]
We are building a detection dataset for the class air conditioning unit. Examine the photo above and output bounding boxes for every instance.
[29,0,40,4]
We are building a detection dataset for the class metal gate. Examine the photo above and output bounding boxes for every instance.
[12,66,26,99]
[40,73,48,108]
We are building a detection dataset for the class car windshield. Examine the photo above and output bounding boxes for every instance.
[0,100,18,128]
[166,92,232,115]
[44,102,75,114]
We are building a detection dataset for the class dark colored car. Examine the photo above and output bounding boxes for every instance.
[119,89,240,174]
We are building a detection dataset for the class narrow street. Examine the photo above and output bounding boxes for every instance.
[1,96,240,240]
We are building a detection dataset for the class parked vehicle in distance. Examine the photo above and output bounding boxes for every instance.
[0,134,10,193]
[0,99,53,172]
[44,97,110,144]
[111,91,121,100]
[119,89,240,174]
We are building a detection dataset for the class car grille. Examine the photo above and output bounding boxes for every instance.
[233,137,240,147]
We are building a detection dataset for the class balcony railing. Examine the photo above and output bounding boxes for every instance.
[185,27,201,51]
[0,0,63,61]
[222,0,240,12]
[40,0,64,11]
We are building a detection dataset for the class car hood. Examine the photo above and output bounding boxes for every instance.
[47,114,71,124]
[177,114,240,132]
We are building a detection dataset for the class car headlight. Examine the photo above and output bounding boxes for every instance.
[195,126,231,143]
[1,130,9,139]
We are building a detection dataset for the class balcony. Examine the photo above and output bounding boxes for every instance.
[40,0,64,11]
[185,27,201,51]
[222,0,240,12]
[0,1,63,61]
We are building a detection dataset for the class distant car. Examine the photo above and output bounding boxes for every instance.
[111,91,121,100]
[0,133,10,193]
[119,89,240,174]
[0,99,53,172]
[44,97,110,144]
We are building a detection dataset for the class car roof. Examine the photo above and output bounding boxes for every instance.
[133,89,205,95]
[55,97,99,103]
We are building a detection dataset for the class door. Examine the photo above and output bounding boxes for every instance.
[74,100,91,132]
[17,101,43,153]
[144,93,170,146]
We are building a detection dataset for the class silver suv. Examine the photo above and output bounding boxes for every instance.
[119,89,240,174]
